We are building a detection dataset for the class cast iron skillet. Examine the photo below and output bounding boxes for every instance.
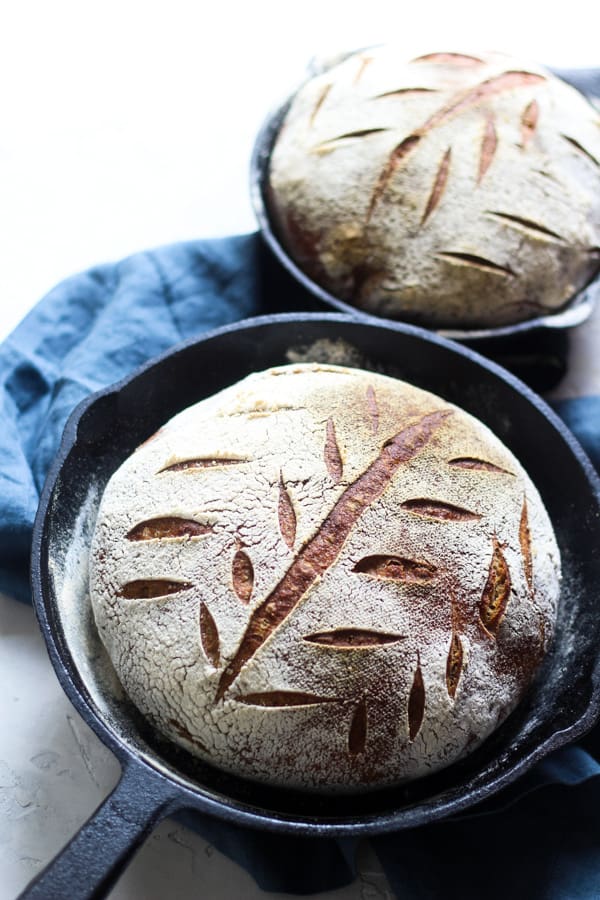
[250,66,600,341]
[22,313,600,900]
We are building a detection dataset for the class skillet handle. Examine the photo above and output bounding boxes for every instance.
[18,760,180,900]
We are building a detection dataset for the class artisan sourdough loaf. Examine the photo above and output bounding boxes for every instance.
[90,365,560,791]
[268,48,600,327]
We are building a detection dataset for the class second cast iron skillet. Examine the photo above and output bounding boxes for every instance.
[250,67,600,341]
[22,313,600,899]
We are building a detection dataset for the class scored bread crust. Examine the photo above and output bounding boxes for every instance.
[90,364,560,791]
[268,48,600,327]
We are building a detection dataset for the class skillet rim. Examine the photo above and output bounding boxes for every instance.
[29,311,600,836]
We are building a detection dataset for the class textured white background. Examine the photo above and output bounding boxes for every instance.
[0,0,598,340]
[0,2,598,897]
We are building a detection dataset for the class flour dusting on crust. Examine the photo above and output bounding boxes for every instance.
[269,48,600,328]
[89,364,560,792]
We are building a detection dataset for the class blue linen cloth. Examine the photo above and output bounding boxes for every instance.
[2,233,600,897]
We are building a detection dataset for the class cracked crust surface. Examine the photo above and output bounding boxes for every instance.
[90,364,560,791]
[268,47,600,328]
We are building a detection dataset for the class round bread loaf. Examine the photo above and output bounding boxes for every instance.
[268,48,600,328]
[90,365,560,791]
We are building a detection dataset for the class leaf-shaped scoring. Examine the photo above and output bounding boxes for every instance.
[446,632,463,699]
[521,99,539,147]
[303,629,405,648]
[411,52,485,65]
[519,498,534,595]
[478,113,497,183]
[126,517,212,541]
[353,54,373,84]
[408,657,425,741]
[401,499,481,521]
[562,135,600,169]
[232,549,254,604]
[319,127,389,146]
[199,602,220,668]
[353,555,437,582]
[309,82,332,127]
[278,477,297,549]
[421,146,451,224]
[486,211,565,242]
[448,457,513,475]
[159,457,248,473]
[119,580,193,599]
[479,540,511,635]
[235,692,339,707]
[324,418,343,482]
[435,252,515,277]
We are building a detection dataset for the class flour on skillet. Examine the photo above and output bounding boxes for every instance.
[89,364,560,792]
[52,483,127,709]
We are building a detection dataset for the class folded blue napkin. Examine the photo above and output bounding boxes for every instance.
[2,233,600,897]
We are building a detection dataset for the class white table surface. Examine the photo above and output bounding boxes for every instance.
[1,3,598,897]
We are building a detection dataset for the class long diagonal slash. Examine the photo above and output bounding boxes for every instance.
[215,409,451,701]
[367,70,545,221]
